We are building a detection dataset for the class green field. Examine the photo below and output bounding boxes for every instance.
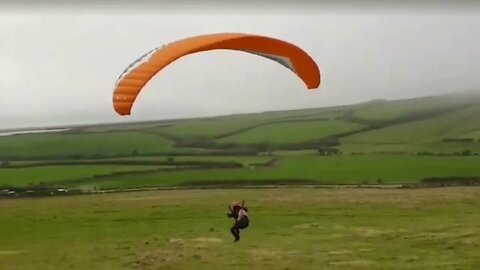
[0,165,160,187]
[66,155,480,190]
[350,94,473,122]
[8,154,480,190]
[1,187,479,270]
[149,112,347,141]
[151,118,265,139]
[343,105,480,144]
[215,120,365,145]
[1,92,480,191]
[2,93,480,270]
[0,131,174,158]
[340,104,480,154]
[7,155,271,167]
[105,155,272,166]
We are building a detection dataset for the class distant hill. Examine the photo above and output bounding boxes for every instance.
[2,91,480,192]
[1,91,480,159]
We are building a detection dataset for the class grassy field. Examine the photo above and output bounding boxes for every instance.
[7,155,272,167]
[1,92,480,191]
[215,120,365,145]
[0,131,174,158]
[80,122,167,133]
[0,165,161,187]
[151,118,266,139]
[342,105,480,145]
[340,104,480,154]
[149,111,347,141]
[2,93,480,159]
[0,187,479,270]
[1,93,480,269]
[120,155,272,166]
[350,95,472,122]
[68,155,480,190]
[340,142,480,155]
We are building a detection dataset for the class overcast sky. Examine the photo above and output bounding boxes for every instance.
[1,1,480,129]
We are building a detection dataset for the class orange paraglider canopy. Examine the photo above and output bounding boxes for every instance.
[112,32,321,116]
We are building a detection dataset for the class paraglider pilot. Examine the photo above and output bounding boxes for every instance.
[226,201,249,242]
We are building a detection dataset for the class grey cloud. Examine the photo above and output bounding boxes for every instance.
[0,3,479,129]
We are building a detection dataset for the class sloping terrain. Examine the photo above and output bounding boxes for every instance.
[0,131,175,159]
[4,92,479,157]
[1,91,480,191]
[2,188,479,270]
[214,120,365,146]
[340,94,480,153]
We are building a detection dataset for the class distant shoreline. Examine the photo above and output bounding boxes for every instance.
[0,128,71,137]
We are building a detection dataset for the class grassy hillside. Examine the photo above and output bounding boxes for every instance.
[344,105,480,143]
[3,92,479,157]
[1,187,479,269]
[0,165,160,187]
[146,110,348,143]
[151,118,264,139]
[350,94,474,123]
[341,103,480,154]
[0,131,175,158]
[68,155,480,190]
[2,92,480,191]
[215,120,365,146]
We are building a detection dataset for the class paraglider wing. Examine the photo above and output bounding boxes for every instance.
[113,32,321,116]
